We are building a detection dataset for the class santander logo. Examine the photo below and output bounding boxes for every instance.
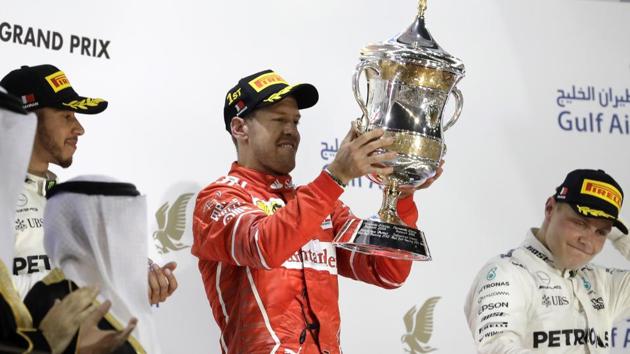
[282,240,338,275]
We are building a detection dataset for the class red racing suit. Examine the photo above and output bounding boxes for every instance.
[192,163,416,354]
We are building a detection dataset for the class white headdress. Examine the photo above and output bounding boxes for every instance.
[44,175,159,353]
[0,87,36,268]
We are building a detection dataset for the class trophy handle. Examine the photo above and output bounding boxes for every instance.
[352,61,380,133]
[443,86,464,132]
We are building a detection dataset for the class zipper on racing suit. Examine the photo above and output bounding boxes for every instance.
[300,289,322,352]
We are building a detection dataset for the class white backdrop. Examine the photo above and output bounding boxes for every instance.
[2,0,630,352]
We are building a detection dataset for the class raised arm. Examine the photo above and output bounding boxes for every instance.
[192,172,343,269]
[605,232,630,320]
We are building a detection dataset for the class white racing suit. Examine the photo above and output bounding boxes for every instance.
[12,173,57,299]
[465,229,630,353]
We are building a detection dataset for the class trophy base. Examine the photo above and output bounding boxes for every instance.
[333,219,431,262]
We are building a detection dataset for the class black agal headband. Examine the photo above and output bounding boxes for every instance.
[47,181,140,200]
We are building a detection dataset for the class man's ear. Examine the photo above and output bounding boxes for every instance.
[544,197,556,220]
[231,117,248,142]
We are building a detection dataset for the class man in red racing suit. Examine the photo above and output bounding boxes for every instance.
[192,69,438,354]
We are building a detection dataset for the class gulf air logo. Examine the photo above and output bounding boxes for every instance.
[45,71,71,93]
[153,193,194,254]
[248,72,287,92]
[581,179,622,211]
[401,297,441,353]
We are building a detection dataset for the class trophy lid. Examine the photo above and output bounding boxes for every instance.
[360,4,465,76]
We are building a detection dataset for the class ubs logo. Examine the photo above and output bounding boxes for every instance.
[542,295,569,307]
[15,219,27,232]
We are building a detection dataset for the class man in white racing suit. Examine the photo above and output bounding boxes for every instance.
[465,169,630,353]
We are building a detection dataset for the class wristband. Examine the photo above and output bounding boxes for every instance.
[325,168,347,188]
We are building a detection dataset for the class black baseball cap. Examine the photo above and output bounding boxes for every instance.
[223,69,319,132]
[0,64,108,114]
[0,86,27,114]
[554,169,627,234]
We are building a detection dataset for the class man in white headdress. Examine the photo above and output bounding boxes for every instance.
[24,176,160,354]
[1,88,119,354]
[0,87,35,288]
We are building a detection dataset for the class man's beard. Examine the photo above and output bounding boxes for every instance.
[56,156,72,168]
[38,125,73,168]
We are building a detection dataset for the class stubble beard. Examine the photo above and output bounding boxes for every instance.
[38,126,73,168]
[268,157,295,175]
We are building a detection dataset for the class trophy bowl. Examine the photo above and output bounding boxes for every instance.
[334,0,465,261]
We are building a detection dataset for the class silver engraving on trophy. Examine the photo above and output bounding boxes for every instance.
[334,0,465,261]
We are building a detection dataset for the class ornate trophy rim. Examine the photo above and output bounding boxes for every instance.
[360,44,465,76]
[358,10,466,77]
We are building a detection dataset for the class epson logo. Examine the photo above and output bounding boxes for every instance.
[478,302,509,315]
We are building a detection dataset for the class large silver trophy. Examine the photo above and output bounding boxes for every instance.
[333,0,465,261]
